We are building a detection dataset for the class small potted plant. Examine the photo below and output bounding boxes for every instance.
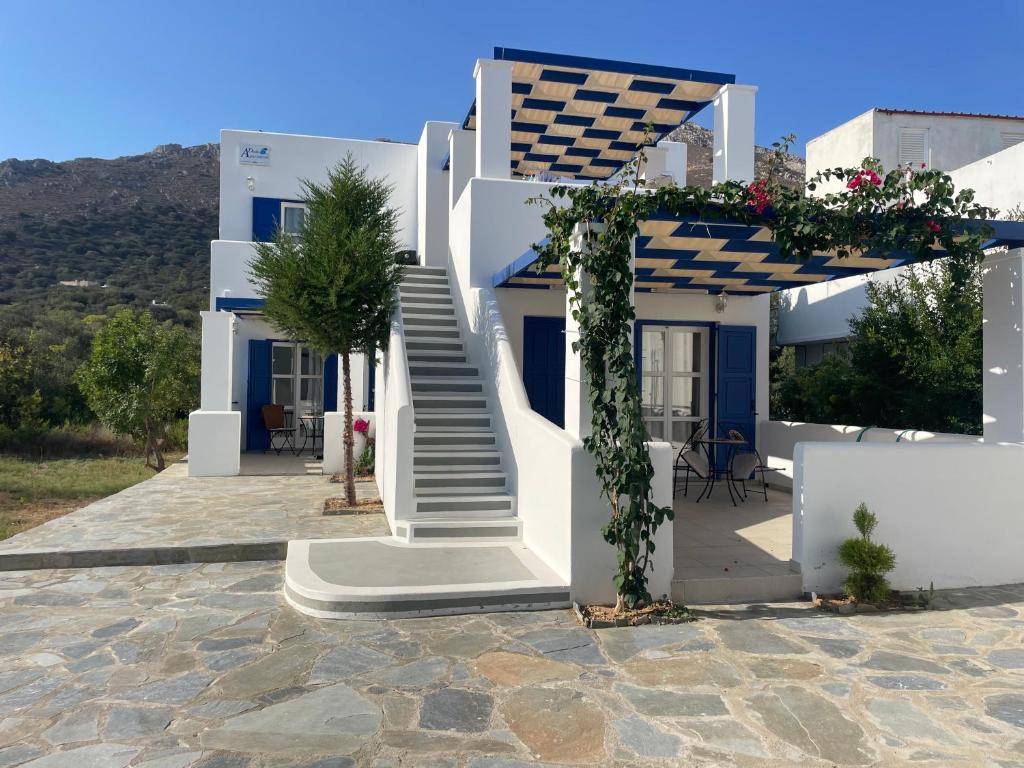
[353,417,370,461]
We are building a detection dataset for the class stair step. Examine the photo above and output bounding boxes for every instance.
[414,431,497,450]
[400,284,450,296]
[405,328,461,339]
[407,352,468,364]
[413,494,515,518]
[409,361,478,376]
[414,451,503,467]
[401,314,458,326]
[406,339,465,352]
[396,518,523,543]
[413,394,487,410]
[411,377,483,393]
[400,294,452,305]
[401,274,449,285]
[671,572,803,605]
[403,265,447,276]
[415,472,508,490]
[415,411,492,431]
[401,304,455,316]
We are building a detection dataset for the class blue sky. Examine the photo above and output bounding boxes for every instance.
[2,0,1022,161]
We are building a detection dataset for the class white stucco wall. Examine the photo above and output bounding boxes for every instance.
[417,122,458,266]
[794,441,1024,594]
[219,129,418,247]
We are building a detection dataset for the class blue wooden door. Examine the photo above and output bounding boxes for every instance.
[523,316,566,428]
[715,325,756,469]
[323,354,338,412]
[246,340,272,451]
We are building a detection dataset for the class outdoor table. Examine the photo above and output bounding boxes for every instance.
[298,414,325,459]
[694,437,747,506]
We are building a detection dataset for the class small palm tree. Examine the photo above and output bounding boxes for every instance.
[250,154,403,504]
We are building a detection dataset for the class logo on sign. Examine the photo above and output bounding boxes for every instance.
[239,144,271,166]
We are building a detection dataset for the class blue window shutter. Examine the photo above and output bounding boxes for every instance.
[324,354,338,412]
[252,197,282,242]
[715,325,757,471]
[367,348,376,411]
[523,316,566,427]
[246,340,273,450]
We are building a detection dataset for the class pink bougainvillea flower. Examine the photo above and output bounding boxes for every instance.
[353,418,370,434]
[926,220,941,233]
[848,169,881,190]
[746,179,772,215]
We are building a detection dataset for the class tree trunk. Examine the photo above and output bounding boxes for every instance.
[341,350,357,506]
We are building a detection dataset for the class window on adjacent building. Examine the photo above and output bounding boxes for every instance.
[1002,132,1024,151]
[280,202,306,237]
[898,127,929,168]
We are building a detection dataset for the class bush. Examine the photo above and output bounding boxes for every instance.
[355,438,375,476]
[837,503,896,604]
[164,418,189,452]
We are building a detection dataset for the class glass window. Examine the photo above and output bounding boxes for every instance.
[300,377,322,404]
[282,205,305,236]
[272,378,294,407]
[272,345,294,375]
[641,375,664,418]
[644,419,665,440]
[300,347,323,376]
[671,377,700,418]
[672,331,701,372]
[671,421,696,444]
[641,329,665,374]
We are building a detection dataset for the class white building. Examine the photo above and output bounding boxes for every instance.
[188,51,1024,615]
[778,109,1024,364]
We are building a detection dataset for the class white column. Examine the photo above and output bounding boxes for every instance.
[983,247,1024,443]
[417,121,459,267]
[448,127,476,212]
[659,139,687,185]
[199,310,235,410]
[712,84,757,184]
[473,59,513,180]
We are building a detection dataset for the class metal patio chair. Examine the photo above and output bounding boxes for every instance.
[673,419,709,498]
[261,404,296,455]
[726,428,782,502]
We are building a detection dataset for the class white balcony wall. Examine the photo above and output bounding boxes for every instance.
[219,129,418,247]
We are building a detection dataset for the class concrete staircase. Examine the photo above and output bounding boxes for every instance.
[397,265,520,543]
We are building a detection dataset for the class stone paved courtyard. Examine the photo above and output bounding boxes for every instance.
[2,563,1024,766]
[0,461,387,568]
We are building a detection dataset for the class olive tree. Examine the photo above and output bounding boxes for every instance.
[250,154,402,505]
[76,309,199,470]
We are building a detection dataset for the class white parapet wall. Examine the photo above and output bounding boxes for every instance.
[187,411,241,477]
[374,309,415,531]
[761,419,980,490]
[323,411,375,475]
[793,440,1024,594]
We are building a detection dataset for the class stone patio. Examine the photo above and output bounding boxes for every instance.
[2,562,1024,766]
[0,459,387,570]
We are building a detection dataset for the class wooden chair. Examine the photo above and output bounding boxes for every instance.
[261,404,296,455]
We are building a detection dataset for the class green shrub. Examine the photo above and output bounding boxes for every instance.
[838,503,896,604]
[355,439,375,476]
[164,418,189,452]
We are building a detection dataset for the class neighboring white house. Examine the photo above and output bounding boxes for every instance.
[777,108,1024,364]
[187,50,1024,613]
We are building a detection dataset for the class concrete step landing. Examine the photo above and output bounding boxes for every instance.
[284,537,568,619]
[671,569,803,605]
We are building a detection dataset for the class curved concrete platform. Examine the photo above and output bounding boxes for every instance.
[284,537,570,619]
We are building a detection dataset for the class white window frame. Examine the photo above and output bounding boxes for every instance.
[270,341,324,418]
[640,325,710,446]
[280,202,306,238]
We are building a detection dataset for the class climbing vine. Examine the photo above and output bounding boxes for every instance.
[528,134,994,612]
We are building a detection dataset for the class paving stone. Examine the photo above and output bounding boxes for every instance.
[225,574,280,593]
[502,688,606,764]
[42,706,100,744]
[115,671,213,704]
[516,628,606,665]
[0,744,44,767]
[189,699,257,719]
[104,705,174,738]
[801,636,862,659]
[747,685,874,765]
[372,656,449,687]
[424,632,502,659]
[867,698,959,745]
[197,637,259,652]
[987,694,1024,728]
[380,730,516,755]
[202,683,381,754]
[205,648,259,672]
[970,606,1019,619]
[596,624,704,663]
[624,655,742,688]
[931,644,978,656]
[747,657,823,680]
[615,683,727,716]
[867,675,946,690]
[612,715,681,758]
[291,759,356,768]
[192,755,253,768]
[777,616,863,638]
[419,688,494,732]
[216,644,318,697]
[472,651,579,687]
[990,649,1024,669]
[91,618,140,639]
[309,643,393,683]
[677,719,768,758]
[716,622,807,654]
[860,651,948,674]
[19,743,141,767]
[820,682,851,697]
[920,628,967,643]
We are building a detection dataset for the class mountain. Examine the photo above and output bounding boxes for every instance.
[0,129,805,327]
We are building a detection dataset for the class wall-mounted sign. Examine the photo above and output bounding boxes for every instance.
[239,144,271,166]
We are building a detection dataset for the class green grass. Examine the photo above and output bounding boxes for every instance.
[0,455,166,540]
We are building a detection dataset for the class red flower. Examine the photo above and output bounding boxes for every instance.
[926,220,941,233]
[353,418,370,434]
[746,179,772,214]
[848,169,881,190]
